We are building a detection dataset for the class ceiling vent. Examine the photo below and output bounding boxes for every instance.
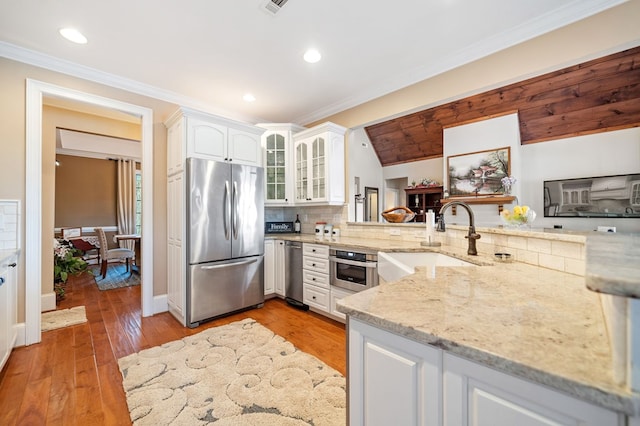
[262,0,288,15]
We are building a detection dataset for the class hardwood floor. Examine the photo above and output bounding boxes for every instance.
[0,270,346,425]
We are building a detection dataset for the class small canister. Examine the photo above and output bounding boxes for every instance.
[324,224,333,237]
[315,222,326,238]
[332,228,341,239]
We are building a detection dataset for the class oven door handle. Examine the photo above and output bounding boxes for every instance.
[329,256,378,268]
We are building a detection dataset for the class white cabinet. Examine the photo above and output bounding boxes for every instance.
[347,318,621,426]
[293,122,346,205]
[166,107,264,170]
[258,123,306,205]
[302,243,330,312]
[349,318,442,426]
[274,240,285,296]
[0,253,18,372]
[166,173,185,324]
[444,353,619,426]
[264,239,286,297]
[329,286,354,321]
[264,240,275,295]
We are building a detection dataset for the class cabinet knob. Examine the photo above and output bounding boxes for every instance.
[312,277,316,281]
[312,295,316,300]
[0,277,4,286]
[312,263,316,267]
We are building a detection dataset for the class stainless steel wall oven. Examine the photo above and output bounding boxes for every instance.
[329,248,378,292]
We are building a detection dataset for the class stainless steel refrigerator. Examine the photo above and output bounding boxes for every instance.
[186,157,264,328]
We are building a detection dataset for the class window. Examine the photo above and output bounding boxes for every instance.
[135,170,142,235]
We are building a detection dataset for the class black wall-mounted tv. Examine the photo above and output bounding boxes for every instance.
[543,173,640,218]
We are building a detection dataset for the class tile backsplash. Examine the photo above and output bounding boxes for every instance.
[0,200,20,249]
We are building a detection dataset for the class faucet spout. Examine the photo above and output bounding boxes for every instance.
[438,201,481,256]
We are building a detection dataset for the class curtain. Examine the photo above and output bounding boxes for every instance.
[117,159,137,251]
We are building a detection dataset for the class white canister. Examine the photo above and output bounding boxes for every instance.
[315,222,326,238]
[332,228,341,238]
[324,224,333,237]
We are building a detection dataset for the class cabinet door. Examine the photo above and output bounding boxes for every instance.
[295,140,310,202]
[349,318,442,426]
[274,240,285,296]
[0,266,9,371]
[167,173,185,324]
[311,136,326,201]
[187,117,227,161]
[443,353,620,426]
[264,240,275,295]
[264,132,289,203]
[330,286,354,321]
[228,128,261,166]
[167,118,184,175]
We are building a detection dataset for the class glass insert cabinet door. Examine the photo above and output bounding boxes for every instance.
[312,137,326,199]
[296,142,308,201]
[265,133,286,201]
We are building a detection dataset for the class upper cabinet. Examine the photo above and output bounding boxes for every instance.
[165,107,264,176]
[293,122,346,205]
[257,123,305,206]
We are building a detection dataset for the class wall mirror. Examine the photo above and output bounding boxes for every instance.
[364,187,379,222]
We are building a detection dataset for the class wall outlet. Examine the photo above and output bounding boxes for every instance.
[597,226,616,233]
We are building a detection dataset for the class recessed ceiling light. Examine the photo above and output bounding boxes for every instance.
[59,28,87,44]
[243,93,256,102]
[303,49,321,64]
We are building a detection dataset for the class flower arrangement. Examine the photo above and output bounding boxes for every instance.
[501,176,517,194]
[501,205,536,227]
[54,238,89,300]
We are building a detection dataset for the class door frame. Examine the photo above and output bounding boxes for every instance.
[25,79,154,345]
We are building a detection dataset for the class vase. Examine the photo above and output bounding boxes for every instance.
[503,185,511,195]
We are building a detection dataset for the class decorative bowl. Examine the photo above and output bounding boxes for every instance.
[382,206,416,223]
[501,205,536,228]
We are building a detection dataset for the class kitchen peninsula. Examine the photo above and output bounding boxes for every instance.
[331,226,639,425]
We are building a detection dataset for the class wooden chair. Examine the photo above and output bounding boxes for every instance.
[94,227,134,279]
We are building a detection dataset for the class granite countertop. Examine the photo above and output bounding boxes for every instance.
[585,233,640,298]
[336,253,639,416]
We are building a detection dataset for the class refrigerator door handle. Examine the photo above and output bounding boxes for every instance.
[232,180,239,240]
[224,180,231,240]
[200,258,258,270]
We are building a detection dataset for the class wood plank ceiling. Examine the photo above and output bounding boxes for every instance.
[365,45,640,167]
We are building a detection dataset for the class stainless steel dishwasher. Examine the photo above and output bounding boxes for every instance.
[284,241,307,309]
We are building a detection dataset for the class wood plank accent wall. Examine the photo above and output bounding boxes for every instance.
[365,46,640,166]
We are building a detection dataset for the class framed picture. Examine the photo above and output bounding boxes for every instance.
[447,147,510,197]
[61,227,82,239]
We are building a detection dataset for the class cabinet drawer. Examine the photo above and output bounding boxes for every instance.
[303,283,330,311]
[303,269,329,288]
[303,243,329,258]
[303,256,329,274]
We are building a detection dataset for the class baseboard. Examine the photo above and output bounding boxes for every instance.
[41,291,56,312]
[153,294,168,314]
[13,322,26,347]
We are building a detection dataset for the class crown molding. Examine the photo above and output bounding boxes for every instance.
[0,41,263,124]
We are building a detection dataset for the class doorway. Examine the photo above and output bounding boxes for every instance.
[25,79,154,345]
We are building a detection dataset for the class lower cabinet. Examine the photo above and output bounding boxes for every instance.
[329,286,354,321]
[264,240,285,297]
[302,243,330,313]
[0,253,18,373]
[349,318,621,426]
[349,318,442,426]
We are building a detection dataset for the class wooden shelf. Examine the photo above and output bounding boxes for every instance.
[439,196,517,215]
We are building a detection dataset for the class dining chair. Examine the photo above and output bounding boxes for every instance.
[94,227,135,279]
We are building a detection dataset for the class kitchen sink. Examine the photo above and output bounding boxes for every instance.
[377,251,473,283]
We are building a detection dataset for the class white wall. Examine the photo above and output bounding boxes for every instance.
[347,128,384,221]
[442,113,522,227]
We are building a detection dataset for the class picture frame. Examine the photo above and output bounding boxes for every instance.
[447,147,510,197]
[61,227,82,239]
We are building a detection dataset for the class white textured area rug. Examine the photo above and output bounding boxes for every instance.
[118,318,346,425]
[41,306,87,332]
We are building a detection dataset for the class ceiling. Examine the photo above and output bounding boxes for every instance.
[0,0,627,125]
